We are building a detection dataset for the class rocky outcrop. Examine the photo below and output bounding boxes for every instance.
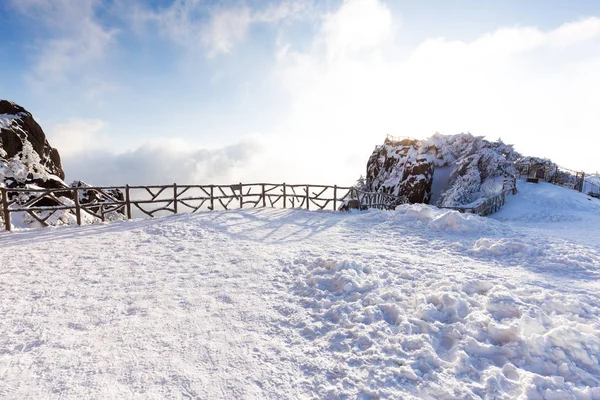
[0,100,64,180]
[366,137,434,203]
[1,100,123,228]
[1,100,71,212]
[365,134,518,207]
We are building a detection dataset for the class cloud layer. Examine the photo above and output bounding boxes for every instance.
[60,137,269,186]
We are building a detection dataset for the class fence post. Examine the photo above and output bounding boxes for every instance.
[1,187,11,231]
[580,172,585,193]
[173,183,178,214]
[283,183,286,208]
[333,185,337,211]
[125,184,132,219]
[239,182,243,209]
[210,185,214,211]
[262,184,266,208]
[74,187,82,226]
[306,185,310,210]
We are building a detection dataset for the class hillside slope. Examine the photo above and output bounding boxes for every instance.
[492,179,600,246]
[0,185,599,399]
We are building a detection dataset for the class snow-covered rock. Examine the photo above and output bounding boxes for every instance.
[0,100,64,180]
[366,137,434,204]
[0,100,68,198]
[365,133,518,207]
[1,100,123,228]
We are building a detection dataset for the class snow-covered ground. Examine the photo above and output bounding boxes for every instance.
[1,180,599,399]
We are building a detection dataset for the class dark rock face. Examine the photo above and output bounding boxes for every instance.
[366,137,434,204]
[0,100,64,180]
[399,154,434,204]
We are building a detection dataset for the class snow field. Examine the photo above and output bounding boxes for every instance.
[0,218,308,399]
[0,179,599,399]
[288,257,600,398]
[278,199,600,398]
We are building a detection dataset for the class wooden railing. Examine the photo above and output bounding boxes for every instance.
[0,183,405,231]
[385,134,416,143]
[440,178,517,217]
[515,162,586,192]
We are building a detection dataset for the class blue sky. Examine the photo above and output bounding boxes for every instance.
[1,0,599,185]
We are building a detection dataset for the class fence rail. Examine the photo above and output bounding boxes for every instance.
[0,183,406,231]
[441,178,518,217]
[385,134,417,143]
[515,162,588,192]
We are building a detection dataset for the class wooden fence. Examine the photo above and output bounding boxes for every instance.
[515,162,586,192]
[0,183,406,231]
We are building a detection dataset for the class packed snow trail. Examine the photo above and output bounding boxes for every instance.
[1,180,599,399]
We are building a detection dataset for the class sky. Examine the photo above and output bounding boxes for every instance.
[1,0,599,186]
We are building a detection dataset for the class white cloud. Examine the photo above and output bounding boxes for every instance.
[10,0,96,25]
[274,0,600,174]
[34,22,116,84]
[549,17,600,46]
[202,7,252,57]
[58,135,274,186]
[136,0,311,57]
[321,0,392,61]
[49,119,106,157]
[253,1,310,23]
[11,0,116,87]
[55,127,345,186]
